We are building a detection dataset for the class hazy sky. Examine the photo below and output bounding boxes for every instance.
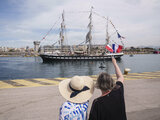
[0,0,160,48]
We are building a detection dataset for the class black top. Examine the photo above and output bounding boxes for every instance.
[89,81,127,120]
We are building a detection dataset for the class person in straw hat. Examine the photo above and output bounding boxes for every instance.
[59,76,94,120]
[89,57,127,120]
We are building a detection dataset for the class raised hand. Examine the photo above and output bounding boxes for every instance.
[112,57,116,65]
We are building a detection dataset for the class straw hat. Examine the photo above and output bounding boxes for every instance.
[59,76,94,103]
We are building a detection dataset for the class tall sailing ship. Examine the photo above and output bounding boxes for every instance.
[40,8,125,62]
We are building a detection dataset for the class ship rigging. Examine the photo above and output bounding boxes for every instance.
[38,7,125,62]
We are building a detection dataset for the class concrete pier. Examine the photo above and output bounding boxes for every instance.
[0,71,160,89]
[0,71,160,120]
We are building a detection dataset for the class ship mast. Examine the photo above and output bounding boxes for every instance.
[86,7,93,54]
[59,10,65,52]
[106,17,109,45]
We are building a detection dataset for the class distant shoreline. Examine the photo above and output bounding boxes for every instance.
[0,53,158,57]
[0,55,38,57]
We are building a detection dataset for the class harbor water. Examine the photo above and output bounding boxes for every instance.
[0,54,160,80]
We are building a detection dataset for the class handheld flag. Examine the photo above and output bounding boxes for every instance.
[112,44,123,53]
[105,44,113,53]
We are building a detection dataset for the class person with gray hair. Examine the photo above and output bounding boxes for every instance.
[89,57,127,120]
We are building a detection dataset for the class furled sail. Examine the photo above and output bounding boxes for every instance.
[85,8,93,54]
[59,10,65,51]
[86,31,92,43]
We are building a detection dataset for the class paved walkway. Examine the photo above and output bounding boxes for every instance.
[0,71,160,89]
[0,77,160,119]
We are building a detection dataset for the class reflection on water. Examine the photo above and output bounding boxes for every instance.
[0,54,160,80]
[43,60,109,77]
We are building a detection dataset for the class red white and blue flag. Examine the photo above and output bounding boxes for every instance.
[112,44,123,53]
[117,32,125,39]
[105,44,113,53]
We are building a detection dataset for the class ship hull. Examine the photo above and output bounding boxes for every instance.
[40,53,123,62]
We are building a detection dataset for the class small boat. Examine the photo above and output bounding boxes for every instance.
[153,51,160,54]
[129,54,134,57]
[99,63,106,69]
